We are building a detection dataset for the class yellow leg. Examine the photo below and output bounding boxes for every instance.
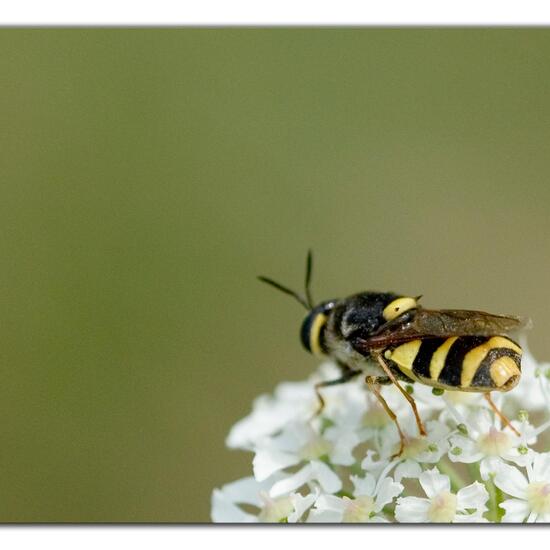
[366,376,406,458]
[310,367,361,419]
[374,352,427,437]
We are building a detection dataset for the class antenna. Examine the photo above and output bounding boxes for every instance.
[257,250,315,311]
[304,249,314,309]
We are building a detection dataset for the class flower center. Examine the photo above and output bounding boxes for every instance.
[526,482,550,515]
[258,492,294,522]
[342,495,376,522]
[400,436,429,459]
[299,435,333,461]
[427,491,457,523]
[477,427,513,456]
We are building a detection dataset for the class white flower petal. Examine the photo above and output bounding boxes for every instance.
[531,451,550,483]
[275,378,322,402]
[269,424,305,452]
[310,460,342,494]
[394,459,422,483]
[508,339,548,412]
[494,462,528,499]
[395,496,430,523]
[253,449,300,482]
[448,435,483,464]
[500,498,530,523]
[479,456,506,481]
[369,515,390,523]
[476,408,496,433]
[288,491,317,523]
[269,464,312,498]
[374,477,404,512]
[503,447,536,469]
[456,482,489,511]
[418,468,450,499]
[326,429,359,465]
[211,489,258,523]
[307,508,344,523]
[226,383,313,449]
[360,450,393,476]
[350,473,376,497]
[313,494,346,513]
[449,449,484,464]
[425,418,452,439]
[215,477,259,506]
[416,441,450,464]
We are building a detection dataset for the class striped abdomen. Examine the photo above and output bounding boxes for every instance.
[384,336,522,392]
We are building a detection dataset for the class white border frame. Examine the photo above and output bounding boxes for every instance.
[2,0,550,25]
[0,5,539,546]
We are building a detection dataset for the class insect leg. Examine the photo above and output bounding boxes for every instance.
[366,376,406,458]
[373,352,427,436]
[484,393,520,437]
[311,364,361,418]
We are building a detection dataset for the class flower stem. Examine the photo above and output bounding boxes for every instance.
[495,485,505,522]
[486,476,504,523]
[437,459,466,492]
[466,462,480,483]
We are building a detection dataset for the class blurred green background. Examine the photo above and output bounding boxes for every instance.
[1,28,550,522]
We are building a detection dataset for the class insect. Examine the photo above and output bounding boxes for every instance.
[258,251,527,456]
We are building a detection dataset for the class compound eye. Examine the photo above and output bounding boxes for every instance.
[382,297,418,322]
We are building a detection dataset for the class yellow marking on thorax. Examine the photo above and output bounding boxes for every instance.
[382,297,418,321]
[490,356,521,390]
[461,336,522,388]
[386,339,422,381]
[309,313,327,356]
[430,337,458,381]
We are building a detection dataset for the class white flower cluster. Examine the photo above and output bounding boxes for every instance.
[212,341,550,523]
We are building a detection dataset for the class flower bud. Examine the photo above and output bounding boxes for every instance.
[457,423,468,435]
[518,445,529,455]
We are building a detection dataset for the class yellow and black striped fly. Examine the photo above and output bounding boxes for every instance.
[259,251,528,456]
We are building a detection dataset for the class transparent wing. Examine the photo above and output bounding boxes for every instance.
[354,308,530,351]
